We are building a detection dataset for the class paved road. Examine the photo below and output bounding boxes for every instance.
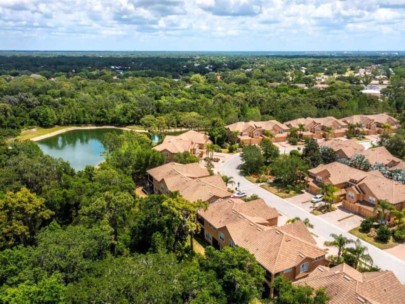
[218,153,405,283]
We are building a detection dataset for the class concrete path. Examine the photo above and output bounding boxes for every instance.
[217,153,405,283]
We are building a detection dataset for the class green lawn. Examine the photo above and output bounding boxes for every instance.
[17,126,71,141]
[349,227,397,250]
[260,184,298,199]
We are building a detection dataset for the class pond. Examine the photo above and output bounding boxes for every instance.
[36,128,123,171]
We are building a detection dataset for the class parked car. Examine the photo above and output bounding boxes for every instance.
[311,194,323,203]
[232,192,247,198]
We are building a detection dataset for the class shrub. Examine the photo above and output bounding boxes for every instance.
[376,225,391,243]
[393,225,405,242]
[228,144,238,153]
[360,218,373,233]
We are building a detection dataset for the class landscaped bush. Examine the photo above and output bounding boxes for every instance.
[360,218,373,233]
[228,144,238,153]
[376,225,391,243]
[393,225,405,242]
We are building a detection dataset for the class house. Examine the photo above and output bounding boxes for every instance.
[198,198,327,283]
[153,130,211,162]
[295,263,405,304]
[340,114,399,135]
[321,138,365,160]
[307,162,368,196]
[285,117,347,139]
[360,146,403,169]
[226,120,290,144]
[344,170,405,218]
[146,162,232,203]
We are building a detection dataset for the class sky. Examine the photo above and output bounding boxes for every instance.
[0,0,404,51]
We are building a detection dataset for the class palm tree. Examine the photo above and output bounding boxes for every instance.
[391,209,405,226]
[298,123,305,140]
[221,175,234,187]
[373,199,394,225]
[381,123,392,135]
[346,239,373,270]
[286,217,314,228]
[322,184,338,212]
[323,126,333,140]
[324,233,353,262]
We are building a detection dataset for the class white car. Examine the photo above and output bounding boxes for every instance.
[232,192,247,198]
[311,194,323,203]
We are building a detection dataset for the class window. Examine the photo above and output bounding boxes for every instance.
[205,231,212,241]
[229,240,235,247]
[347,192,355,199]
[219,232,225,241]
[283,268,293,273]
[368,196,376,204]
[316,176,322,182]
[300,262,309,273]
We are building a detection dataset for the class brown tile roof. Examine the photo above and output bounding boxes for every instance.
[295,263,405,304]
[308,162,368,185]
[147,162,210,180]
[321,139,365,159]
[225,221,325,274]
[360,146,401,166]
[285,117,346,130]
[226,120,289,133]
[198,198,279,229]
[199,199,325,275]
[358,172,405,205]
[312,116,347,129]
[285,118,316,129]
[340,115,375,126]
[153,130,210,154]
[366,114,399,126]
[147,162,231,202]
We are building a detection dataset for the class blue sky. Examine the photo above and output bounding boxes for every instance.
[0,0,404,51]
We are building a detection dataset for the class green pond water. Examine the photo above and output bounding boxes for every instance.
[36,128,123,171]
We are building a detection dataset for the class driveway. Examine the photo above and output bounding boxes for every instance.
[385,244,405,262]
[218,153,405,283]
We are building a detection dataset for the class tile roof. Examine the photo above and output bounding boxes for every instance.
[308,162,369,185]
[147,162,210,180]
[321,139,365,159]
[153,130,210,154]
[358,172,405,205]
[199,199,325,274]
[147,162,231,202]
[295,263,405,304]
[360,146,402,166]
[226,120,289,133]
[198,198,279,229]
[225,220,325,274]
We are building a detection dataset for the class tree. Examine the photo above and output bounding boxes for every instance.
[360,218,373,233]
[130,195,206,255]
[79,191,135,255]
[260,138,279,164]
[221,175,234,187]
[373,199,394,225]
[271,155,308,187]
[271,276,328,304]
[376,225,391,243]
[391,209,405,226]
[320,146,336,164]
[349,154,371,171]
[303,139,322,168]
[0,188,54,248]
[321,184,338,211]
[286,217,313,228]
[208,118,227,146]
[297,123,306,139]
[344,239,373,270]
[202,246,265,304]
[324,233,353,262]
[174,151,199,164]
[240,145,265,175]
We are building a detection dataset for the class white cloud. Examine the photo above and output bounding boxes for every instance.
[0,0,403,50]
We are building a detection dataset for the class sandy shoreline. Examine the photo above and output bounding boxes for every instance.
[30,125,146,142]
